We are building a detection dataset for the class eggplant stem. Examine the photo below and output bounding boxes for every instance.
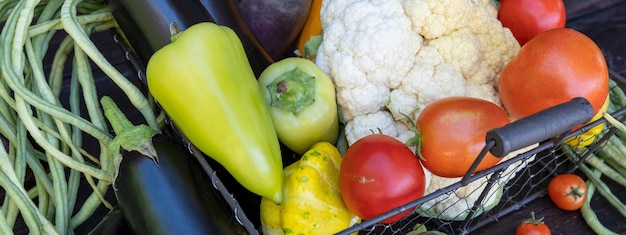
[101,96,160,187]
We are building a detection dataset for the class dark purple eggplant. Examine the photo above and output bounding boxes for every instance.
[87,206,126,235]
[114,133,247,235]
[234,0,312,60]
[106,0,272,76]
[235,0,311,60]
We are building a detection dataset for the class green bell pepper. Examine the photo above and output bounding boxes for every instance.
[258,57,339,155]
[146,22,283,204]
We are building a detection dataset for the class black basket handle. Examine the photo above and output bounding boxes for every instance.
[486,97,594,157]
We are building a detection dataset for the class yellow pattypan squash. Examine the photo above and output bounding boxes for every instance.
[260,142,359,235]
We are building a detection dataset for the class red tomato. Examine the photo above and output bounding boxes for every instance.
[417,97,510,178]
[548,174,587,211]
[498,28,609,122]
[498,0,566,45]
[339,134,426,223]
[516,212,551,235]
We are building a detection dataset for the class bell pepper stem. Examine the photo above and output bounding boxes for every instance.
[169,21,183,42]
[266,67,315,115]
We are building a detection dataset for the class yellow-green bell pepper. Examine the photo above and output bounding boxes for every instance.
[258,57,339,155]
[146,22,284,204]
[260,142,359,235]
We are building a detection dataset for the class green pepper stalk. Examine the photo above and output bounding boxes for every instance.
[258,57,339,155]
[146,22,284,204]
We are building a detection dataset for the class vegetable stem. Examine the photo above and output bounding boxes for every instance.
[101,96,159,182]
[267,67,316,115]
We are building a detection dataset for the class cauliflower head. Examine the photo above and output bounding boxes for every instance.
[417,144,537,220]
[317,0,520,145]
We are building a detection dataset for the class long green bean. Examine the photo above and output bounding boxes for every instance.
[2,46,113,149]
[585,154,626,187]
[8,122,31,227]
[0,139,56,235]
[31,0,62,60]
[580,169,619,235]
[579,161,626,218]
[48,35,75,99]
[29,11,112,37]
[0,0,164,232]
[593,142,626,174]
[67,57,84,215]
[60,0,158,130]
[0,210,14,235]
[69,40,114,227]
[26,27,75,235]
[0,1,54,233]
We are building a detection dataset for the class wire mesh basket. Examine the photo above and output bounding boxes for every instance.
[335,133,584,235]
[113,27,626,234]
[332,71,626,235]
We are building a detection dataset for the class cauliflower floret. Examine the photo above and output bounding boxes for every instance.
[428,28,488,84]
[318,0,520,144]
[394,121,415,144]
[418,144,537,220]
[344,110,418,148]
[467,3,520,75]
[317,0,423,121]
[402,0,472,39]
[344,111,399,145]
[387,89,420,121]
[387,60,466,120]
[477,0,499,17]
[466,83,500,106]
[333,64,390,120]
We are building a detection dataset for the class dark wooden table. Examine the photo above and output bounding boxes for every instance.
[37,0,626,234]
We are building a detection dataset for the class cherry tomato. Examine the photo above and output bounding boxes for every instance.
[498,28,609,122]
[417,97,510,178]
[498,0,566,45]
[516,212,551,235]
[548,173,587,211]
[339,134,426,223]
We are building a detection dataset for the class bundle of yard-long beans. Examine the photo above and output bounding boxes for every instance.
[0,0,159,234]
[562,73,626,235]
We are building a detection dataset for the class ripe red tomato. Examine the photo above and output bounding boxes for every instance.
[548,173,587,211]
[339,134,426,223]
[516,212,551,235]
[498,0,566,45]
[498,28,609,122]
[417,97,510,178]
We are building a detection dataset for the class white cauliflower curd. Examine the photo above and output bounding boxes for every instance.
[316,0,520,145]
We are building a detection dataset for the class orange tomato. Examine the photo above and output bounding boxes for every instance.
[516,212,551,235]
[498,28,609,122]
[498,0,566,45]
[417,97,510,178]
[547,174,587,211]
